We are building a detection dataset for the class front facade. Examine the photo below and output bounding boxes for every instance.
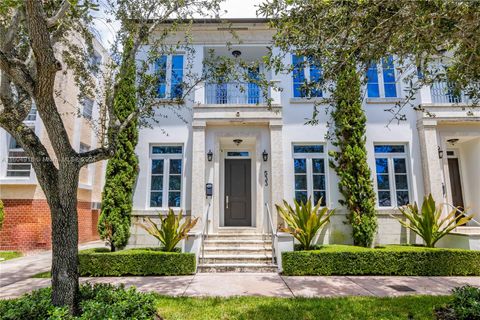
[128,19,480,263]
[0,38,109,252]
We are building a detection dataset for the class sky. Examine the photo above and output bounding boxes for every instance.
[93,0,263,49]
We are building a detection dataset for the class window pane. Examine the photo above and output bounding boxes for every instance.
[168,192,181,207]
[378,191,391,207]
[227,151,249,157]
[152,146,183,154]
[313,191,326,206]
[396,191,410,206]
[294,175,307,190]
[376,174,390,190]
[151,175,163,191]
[151,160,164,174]
[293,145,324,153]
[169,159,182,174]
[375,158,388,174]
[156,56,167,98]
[374,145,405,153]
[169,175,181,191]
[367,62,380,98]
[171,55,184,98]
[382,56,397,98]
[150,192,163,207]
[384,84,397,98]
[295,191,308,204]
[309,63,323,97]
[312,158,325,173]
[292,55,305,98]
[248,67,260,104]
[393,158,407,173]
[313,175,325,190]
[395,175,408,190]
[294,158,306,173]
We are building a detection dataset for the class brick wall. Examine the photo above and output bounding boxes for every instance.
[0,199,100,252]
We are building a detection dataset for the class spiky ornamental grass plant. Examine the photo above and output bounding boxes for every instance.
[394,194,473,248]
[276,198,334,250]
[329,60,378,248]
[98,37,139,252]
[137,209,199,252]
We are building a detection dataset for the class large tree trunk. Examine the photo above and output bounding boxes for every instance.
[47,164,81,315]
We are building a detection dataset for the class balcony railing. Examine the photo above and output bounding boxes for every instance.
[431,81,471,104]
[205,82,266,105]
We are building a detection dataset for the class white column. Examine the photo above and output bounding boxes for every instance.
[269,120,283,228]
[417,119,444,201]
[191,120,206,230]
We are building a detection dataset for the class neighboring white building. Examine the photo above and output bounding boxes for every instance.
[128,18,480,271]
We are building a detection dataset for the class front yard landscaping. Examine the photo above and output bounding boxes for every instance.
[0,251,21,262]
[79,247,195,276]
[0,284,452,320]
[282,245,480,276]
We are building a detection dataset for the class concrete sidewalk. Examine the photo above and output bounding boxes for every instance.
[1,273,479,300]
[0,240,105,288]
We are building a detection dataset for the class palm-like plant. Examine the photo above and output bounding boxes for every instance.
[276,197,334,250]
[394,194,473,248]
[137,208,199,252]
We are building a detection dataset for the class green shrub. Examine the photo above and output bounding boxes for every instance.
[282,245,480,276]
[0,283,157,319]
[435,286,480,320]
[79,247,195,276]
[136,208,198,252]
[395,194,473,247]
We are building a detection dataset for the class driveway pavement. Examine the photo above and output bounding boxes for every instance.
[0,240,105,288]
[1,272,479,300]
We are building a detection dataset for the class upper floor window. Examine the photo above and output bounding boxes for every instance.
[149,145,183,208]
[367,56,398,98]
[374,144,410,207]
[82,98,94,120]
[292,55,322,98]
[156,55,184,99]
[293,144,326,206]
[6,133,32,177]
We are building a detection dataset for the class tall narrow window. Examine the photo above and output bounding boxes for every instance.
[247,66,260,104]
[374,144,410,207]
[170,55,184,99]
[382,56,397,97]
[293,144,326,205]
[367,56,398,98]
[6,135,31,177]
[292,55,305,98]
[82,98,94,120]
[149,145,183,208]
[156,56,167,98]
[309,62,323,98]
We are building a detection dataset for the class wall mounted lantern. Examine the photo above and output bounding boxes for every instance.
[262,150,269,162]
[437,146,444,159]
[207,150,213,162]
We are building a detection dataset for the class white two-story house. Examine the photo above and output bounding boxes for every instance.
[128,18,480,272]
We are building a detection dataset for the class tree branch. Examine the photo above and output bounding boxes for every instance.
[46,0,71,28]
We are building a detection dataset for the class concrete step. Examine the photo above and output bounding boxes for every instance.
[203,247,272,255]
[204,239,272,248]
[207,234,270,241]
[202,254,273,264]
[197,263,278,273]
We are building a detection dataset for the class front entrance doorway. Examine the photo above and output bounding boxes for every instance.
[447,156,466,223]
[224,159,252,226]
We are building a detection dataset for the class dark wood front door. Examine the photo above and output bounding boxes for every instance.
[448,158,466,223]
[225,159,252,226]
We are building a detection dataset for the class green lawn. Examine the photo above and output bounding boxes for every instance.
[0,251,22,261]
[31,271,51,278]
[155,295,450,320]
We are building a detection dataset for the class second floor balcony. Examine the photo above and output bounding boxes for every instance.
[205,82,266,105]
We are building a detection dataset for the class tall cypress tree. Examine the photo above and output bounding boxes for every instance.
[329,59,378,247]
[98,36,138,251]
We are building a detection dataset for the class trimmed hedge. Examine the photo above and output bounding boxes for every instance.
[79,248,195,276]
[282,245,480,276]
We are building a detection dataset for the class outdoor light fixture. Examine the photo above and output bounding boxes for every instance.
[233,139,243,146]
[263,150,269,162]
[207,150,213,162]
[438,146,444,159]
[232,50,242,58]
[447,138,459,145]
